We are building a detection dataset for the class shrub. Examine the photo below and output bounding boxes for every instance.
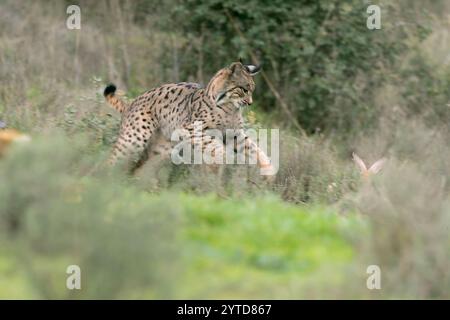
[0,133,182,299]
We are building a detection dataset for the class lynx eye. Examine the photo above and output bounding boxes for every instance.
[242,88,249,94]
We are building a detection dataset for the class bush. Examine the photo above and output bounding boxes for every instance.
[172,0,429,135]
[0,134,182,299]
[341,118,450,299]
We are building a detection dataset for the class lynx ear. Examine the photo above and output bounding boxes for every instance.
[229,62,245,74]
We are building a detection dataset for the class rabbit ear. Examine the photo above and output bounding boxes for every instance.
[368,158,387,174]
[242,64,261,76]
[352,152,367,173]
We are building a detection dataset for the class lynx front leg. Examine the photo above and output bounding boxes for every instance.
[235,131,277,177]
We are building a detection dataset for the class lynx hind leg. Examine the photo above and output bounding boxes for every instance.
[133,132,173,177]
[108,120,156,172]
[148,132,173,160]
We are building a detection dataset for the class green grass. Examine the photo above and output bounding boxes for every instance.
[0,184,364,299]
[178,194,362,299]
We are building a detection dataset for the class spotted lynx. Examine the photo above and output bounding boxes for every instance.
[104,61,275,175]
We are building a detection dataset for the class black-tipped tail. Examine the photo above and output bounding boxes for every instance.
[104,84,117,97]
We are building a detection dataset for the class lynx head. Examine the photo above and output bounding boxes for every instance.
[206,61,261,109]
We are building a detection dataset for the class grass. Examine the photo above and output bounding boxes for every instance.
[0,134,365,299]
[178,194,362,299]
[0,187,364,299]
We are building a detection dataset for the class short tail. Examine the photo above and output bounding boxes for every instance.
[104,84,128,114]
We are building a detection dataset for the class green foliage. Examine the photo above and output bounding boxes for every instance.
[172,0,426,134]
[0,135,182,299]
[178,194,359,298]
[399,54,450,127]
[59,104,121,152]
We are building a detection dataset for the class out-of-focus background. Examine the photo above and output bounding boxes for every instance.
[0,0,449,299]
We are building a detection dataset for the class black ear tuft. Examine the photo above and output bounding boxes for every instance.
[104,84,117,97]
